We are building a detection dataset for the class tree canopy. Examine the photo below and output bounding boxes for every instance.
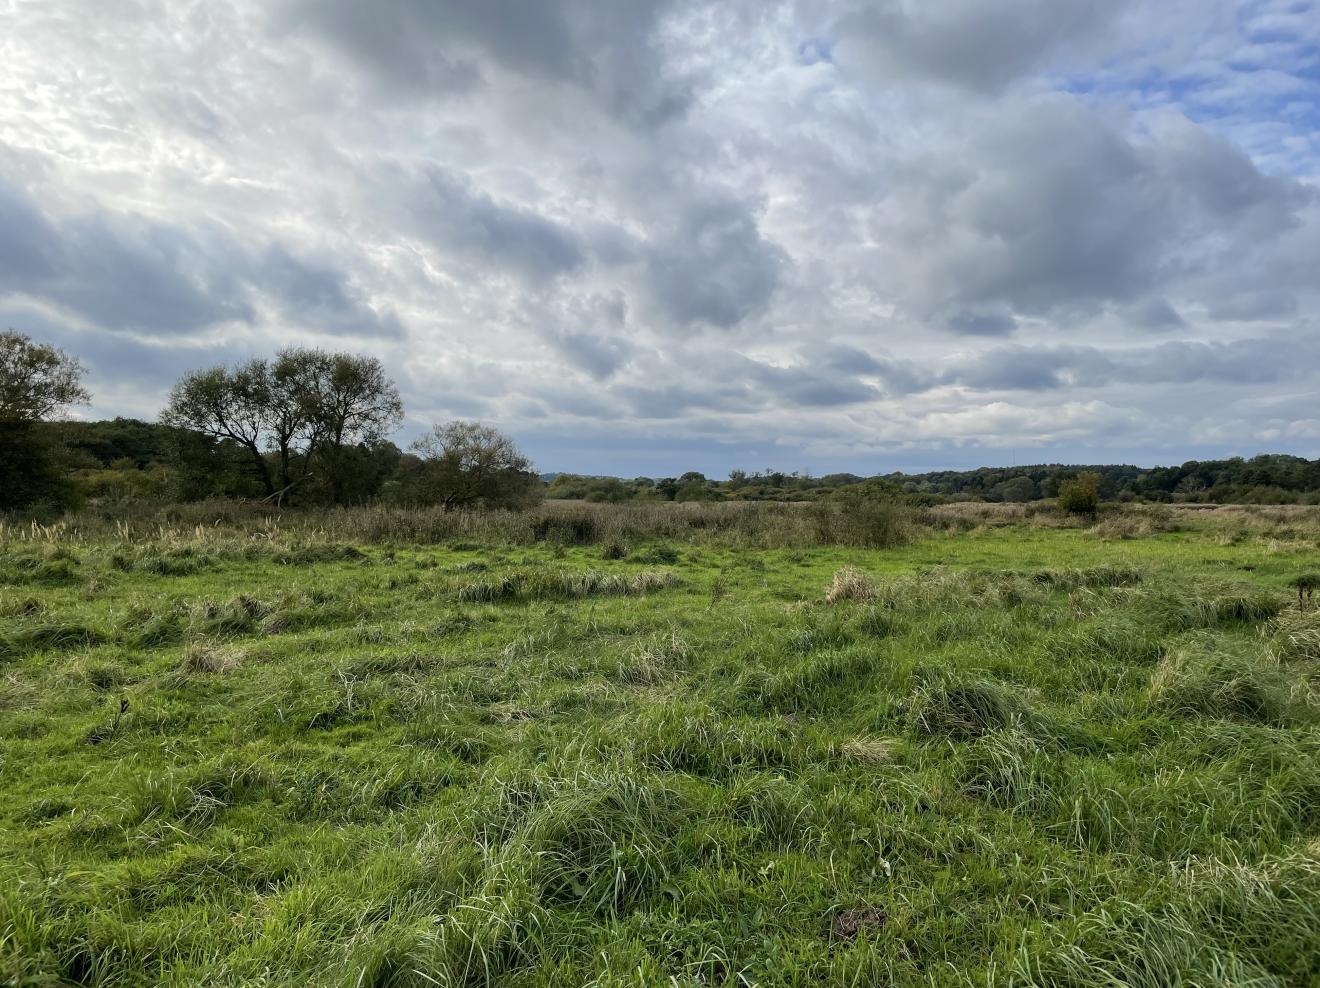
[405,421,541,511]
[0,331,89,422]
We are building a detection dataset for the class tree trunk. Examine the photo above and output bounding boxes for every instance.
[247,442,275,496]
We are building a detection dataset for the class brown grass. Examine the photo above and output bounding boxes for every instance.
[825,567,877,604]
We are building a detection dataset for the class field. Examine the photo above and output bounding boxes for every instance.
[2,504,1319,986]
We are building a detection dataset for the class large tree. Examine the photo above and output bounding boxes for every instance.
[161,361,277,496]
[161,348,403,504]
[1,330,89,421]
[267,348,328,495]
[301,351,402,504]
[407,421,541,510]
[0,331,90,512]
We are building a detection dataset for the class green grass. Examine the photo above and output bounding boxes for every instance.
[1,514,1319,986]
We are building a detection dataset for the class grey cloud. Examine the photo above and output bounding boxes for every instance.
[403,165,586,282]
[942,345,1111,391]
[1129,297,1185,330]
[626,380,763,420]
[947,310,1018,337]
[939,338,1319,393]
[256,247,406,340]
[0,300,257,417]
[0,183,253,333]
[813,345,933,396]
[1207,291,1299,322]
[644,196,786,328]
[828,0,1124,92]
[888,98,1309,323]
[0,179,403,340]
[735,353,880,407]
[539,293,636,380]
[281,0,690,124]
[1127,339,1310,386]
[0,182,58,281]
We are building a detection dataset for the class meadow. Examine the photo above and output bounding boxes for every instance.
[2,502,1319,986]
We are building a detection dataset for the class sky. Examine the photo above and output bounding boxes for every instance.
[1,0,1319,478]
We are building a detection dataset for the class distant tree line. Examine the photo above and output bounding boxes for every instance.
[547,457,1320,507]
[5,329,1320,515]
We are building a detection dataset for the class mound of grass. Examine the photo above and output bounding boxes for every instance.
[1149,585,1284,631]
[178,641,243,674]
[824,567,876,604]
[1269,609,1320,663]
[0,621,104,660]
[909,678,1030,739]
[1149,646,1294,724]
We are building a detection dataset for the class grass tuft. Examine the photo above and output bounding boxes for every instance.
[909,678,1029,739]
[1149,646,1294,724]
[824,567,877,604]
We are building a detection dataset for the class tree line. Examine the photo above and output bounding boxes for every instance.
[5,329,1320,515]
[1,331,538,514]
[547,456,1320,507]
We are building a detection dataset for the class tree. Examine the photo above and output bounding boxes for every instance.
[995,475,1038,503]
[267,348,327,495]
[1058,472,1100,515]
[407,421,541,510]
[1,331,90,422]
[1,332,90,513]
[161,348,404,504]
[161,362,277,496]
[312,352,404,504]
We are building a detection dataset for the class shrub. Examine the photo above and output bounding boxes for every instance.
[1058,472,1101,515]
[810,497,916,549]
[1289,572,1320,609]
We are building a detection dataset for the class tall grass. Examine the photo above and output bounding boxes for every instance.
[2,499,927,550]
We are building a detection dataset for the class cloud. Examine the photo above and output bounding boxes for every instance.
[825,0,1126,92]
[538,292,636,379]
[394,164,587,282]
[946,310,1019,337]
[643,195,786,328]
[939,337,1320,392]
[0,178,403,341]
[870,97,1310,326]
[279,0,691,124]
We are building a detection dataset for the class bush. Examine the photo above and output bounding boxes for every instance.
[810,496,916,549]
[1058,472,1101,515]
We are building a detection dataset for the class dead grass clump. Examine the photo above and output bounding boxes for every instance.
[1269,610,1320,664]
[1090,515,1156,540]
[825,567,877,604]
[180,642,243,674]
[839,737,896,764]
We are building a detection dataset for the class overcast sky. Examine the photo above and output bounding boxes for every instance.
[2,0,1318,477]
